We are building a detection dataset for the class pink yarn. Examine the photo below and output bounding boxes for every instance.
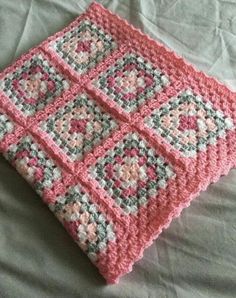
[0,2,235,284]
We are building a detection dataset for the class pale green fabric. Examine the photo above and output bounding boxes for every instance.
[0,0,236,297]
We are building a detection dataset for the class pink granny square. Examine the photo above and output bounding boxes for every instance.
[0,2,235,283]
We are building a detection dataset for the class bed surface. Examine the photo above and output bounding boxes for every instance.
[0,0,236,297]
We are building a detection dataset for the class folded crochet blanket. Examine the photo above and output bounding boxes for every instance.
[0,2,235,283]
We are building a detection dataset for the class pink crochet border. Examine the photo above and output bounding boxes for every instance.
[0,2,235,284]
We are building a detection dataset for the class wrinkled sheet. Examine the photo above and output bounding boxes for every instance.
[0,0,236,297]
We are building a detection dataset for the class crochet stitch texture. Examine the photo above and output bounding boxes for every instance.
[0,2,235,283]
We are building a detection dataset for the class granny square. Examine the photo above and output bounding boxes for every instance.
[0,53,70,117]
[40,92,117,161]
[145,89,234,157]
[0,2,235,284]
[45,18,118,80]
[89,132,175,214]
[50,19,117,75]
[93,52,169,113]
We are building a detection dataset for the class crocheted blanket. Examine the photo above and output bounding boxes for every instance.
[0,2,235,284]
